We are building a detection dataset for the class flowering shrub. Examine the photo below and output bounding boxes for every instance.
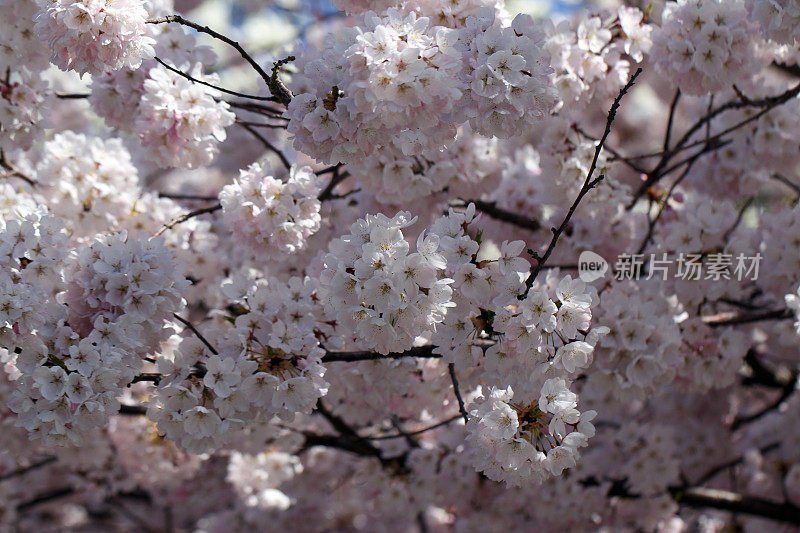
[2,0,800,530]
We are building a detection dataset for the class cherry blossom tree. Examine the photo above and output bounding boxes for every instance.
[2,0,800,530]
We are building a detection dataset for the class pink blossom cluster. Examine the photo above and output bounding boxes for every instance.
[286,8,556,164]
[320,210,454,354]
[1,0,800,530]
[650,0,762,95]
[747,0,800,44]
[220,163,321,256]
[148,276,328,453]
[135,63,236,169]
[33,0,155,76]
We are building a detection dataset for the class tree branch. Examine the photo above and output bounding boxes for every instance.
[153,204,221,236]
[0,457,57,482]
[669,486,800,525]
[467,200,541,232]
[16,487,75,512]
[632,81,800,202]
[448,363,469,424]
[322,344,440,363]
[702,309,793,328]
[365,415,462,440]
[172,313,219,356]
[153,56,276,102]
[118,404,147,416]
[317,166,350,201]
[523,68,642,293]
[0,149,36,186]
[147,15,293,105]
[238,122,291,171]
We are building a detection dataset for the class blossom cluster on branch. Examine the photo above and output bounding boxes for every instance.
[2,0,800,531]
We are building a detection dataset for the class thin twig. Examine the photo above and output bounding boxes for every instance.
[0,457,57,482]
[702,309,793,328]
[0,149,36,186]
[523,68,642,293]
[664,88,681,151]
[17,487,75,511]
[147,15,293,105]
[227,100,288,119]
[365,415,462,440]
[693,443,780,487]
[467,200,541,232]
[172,313,219,356]
[153,204,221,236]
[770,173,800,202]
[732,385,796,430]
[323,344,440,363]
[448,363,469,424]
[158,192,218,201]
[238,122,291,171]
[631,81,800,201]
[722,197,754,244]
[636,159,698,255]
[318,167,350,201]
[118,404,147,416]
[154,57,276,101]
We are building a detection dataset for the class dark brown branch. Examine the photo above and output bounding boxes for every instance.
[130,373,162,385]
[132,345,445,386]
[743,349,796,389]
[448,363,469,424]
[523,68,642,292]
[734,350,797,430]
[118,404,147,416]
[733,386,795,430]
[158,192,218,201]
[632,81,800,201]
[770,173,800,201]
[636,159,699,254]
[468,200,541,232]
[663,88,681,151]
[172,313,219,356]
[0,457,57,482]
[147,15,293,105]
[17,487,75,512]
[318,166,350,201]
[154,57,276,102]
[773,61,800,78]
[323,344,440,363]
[365,415,462,440]
[693,443,779,487]
[238,122,291,171]
[312,400,384,459]
[390,416,421,448]
[300,432,386,460]
[227,100,288,119]
[605,476,800,525]
[0,149,36,186]
[656,137,730,178]
[315,164,343,176]
[576,127,649,175]
[702,309,792,328]
[669,486,800,525]
[154,203,221,236]
[722,196,754,244]
[236,120,288,129]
